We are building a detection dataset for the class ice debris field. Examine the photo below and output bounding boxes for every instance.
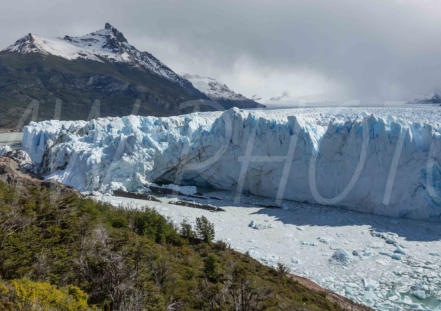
[96,190,441,311]
[21,106,441,310]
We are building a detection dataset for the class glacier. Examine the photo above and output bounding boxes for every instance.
[22,106,441,220]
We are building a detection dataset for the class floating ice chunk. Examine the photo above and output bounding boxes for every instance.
[330,249,353,264]
[391,254,402,260]
[361,249,375,257]
[369,241,384,249]
[387,293,401,302]
[344,286,358,296]
[412,289,427,300]
[385,238,397,245]
[410,284,427,300]
[380,251,401,260]
[361,290,377,305]
[394,247,406,255]
[248,220,273,230]
[247,249,260,259]
[363,278,379,290]
[376,258,390,265]
[291,258,301,264]
[317,237,332,244]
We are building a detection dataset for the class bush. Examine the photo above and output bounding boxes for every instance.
[214,240,228,251]
[0,278,92,311]
[130,209,180,245]
[276,263,289,281]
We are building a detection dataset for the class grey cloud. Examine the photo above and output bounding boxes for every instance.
[1,0,441,102]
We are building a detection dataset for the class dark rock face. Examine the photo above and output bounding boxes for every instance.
[8,34,37,53]
[0,149,33,171]
[416,94,441,105]
[0,156,80,195]
[0,52,206,128]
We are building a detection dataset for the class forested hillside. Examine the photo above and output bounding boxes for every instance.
[0,162,344,310]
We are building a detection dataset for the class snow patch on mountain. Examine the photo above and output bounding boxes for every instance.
[2,23,188,86]
[183,74,250,101]
[22,106,441,220]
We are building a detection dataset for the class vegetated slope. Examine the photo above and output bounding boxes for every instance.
[0,23,262,129]
[0,158,344,311]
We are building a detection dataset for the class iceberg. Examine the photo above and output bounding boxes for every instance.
[22,106,441,220]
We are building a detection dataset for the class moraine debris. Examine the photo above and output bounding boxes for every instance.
[113,189,161,202]
[169,200,225,212]
[257,204,281,209]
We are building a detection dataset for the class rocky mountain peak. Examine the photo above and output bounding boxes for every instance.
[1,25,191,86]
[5,33,39,54]
[102,22,128,45]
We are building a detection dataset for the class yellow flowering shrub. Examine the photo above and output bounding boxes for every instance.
[0,278,93,311]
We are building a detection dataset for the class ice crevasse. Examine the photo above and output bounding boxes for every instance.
[22,107,441,220]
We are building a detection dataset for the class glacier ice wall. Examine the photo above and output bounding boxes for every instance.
[22,107,441,220]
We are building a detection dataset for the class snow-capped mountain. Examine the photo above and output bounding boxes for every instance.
[410,93,441,105]
[249,91,298,107]
[268,91,291,102]
[3,23,189,87]
[183,74,248,101]
[0,23,262,128]
[183,74,264,108]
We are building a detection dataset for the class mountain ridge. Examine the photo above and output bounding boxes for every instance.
[0,23,262,128]
[2,23,191,87]
[183,73,264,109]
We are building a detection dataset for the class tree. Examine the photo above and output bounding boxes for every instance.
[276,263,289,280]
[195,216,215,244]
[204,254,219,282]
[229,266,261,311]
[180,219,196,240]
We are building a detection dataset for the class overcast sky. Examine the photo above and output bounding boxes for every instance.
[1,0,441,104]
